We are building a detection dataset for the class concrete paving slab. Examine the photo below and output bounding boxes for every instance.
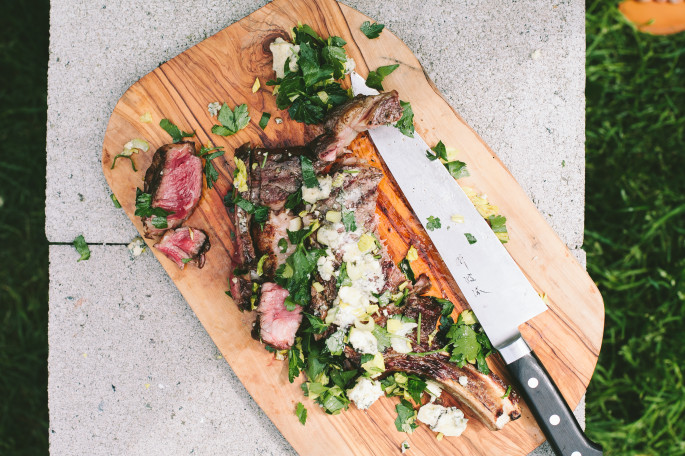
[49,244,585,455]
[48,245,295,456]
[46,0,585,249]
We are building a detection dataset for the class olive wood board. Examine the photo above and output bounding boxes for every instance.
[101,0,604,454]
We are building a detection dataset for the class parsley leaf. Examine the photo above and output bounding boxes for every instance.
[434,297,454,317]
[372,325,392,352]
[230,192,270,226]
[395,100,415,137]
[259,112,271,129]
[300,155,319,188]
[304,313,329,334]
[426,216,441,231]
[284,189,303,210]
[464,233,477,244]
[73,235,90,262]
[342,211,357,232]
[159,118,194,143]
[278,238,288,253]
[365,64,399,91]
[489,214,508,244]
[398,258,415,283]
[360,21,385,39]
[197,145,225,189]
[429,141,448,161]
[502,385,512,399]
[212,103,250,136]
[134,188,174,227]
[295,402,307,425]
[445,160,469,179]
[181,258,193,264]
[336,262,351,289]
[406,377,427,405]
[394,399,418,433]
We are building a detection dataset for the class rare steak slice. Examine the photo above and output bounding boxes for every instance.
[310,91,403,162]
[256,282,303,350]
[154,226,210,269]
[142,142,203,237]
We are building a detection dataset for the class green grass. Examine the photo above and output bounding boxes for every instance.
[0,0,683,454]
[0,0,50,454]
[585,1,685,454]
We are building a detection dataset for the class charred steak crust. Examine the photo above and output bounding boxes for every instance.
[142,141,203,237]
[232,143,257,267]
[250,147,307,210]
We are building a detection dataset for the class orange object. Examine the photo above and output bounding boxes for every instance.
[619,0,685,35]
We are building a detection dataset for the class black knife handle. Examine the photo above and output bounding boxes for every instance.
[508,351,603,456]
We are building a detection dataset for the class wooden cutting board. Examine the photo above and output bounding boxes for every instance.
[101,0,604,454]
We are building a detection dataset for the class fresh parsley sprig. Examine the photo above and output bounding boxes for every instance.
[395,100,415,137]
[160,119,194,143]
[197,145,225,189]
[360,21,385,39]
[365,64,399,91]
[212,103,250,136]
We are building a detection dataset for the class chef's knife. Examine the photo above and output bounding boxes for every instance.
[352,73,602,456]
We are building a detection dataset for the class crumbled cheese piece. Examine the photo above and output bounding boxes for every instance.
[275,117,283,124]
[127,237,147,257]
[288,217,302,232]
[317,223,343,248]
[270,37,300,78]
[388,318,418,354]
[344,57,356,74]
[302,175,333,204]
[425,380,443,401]
[349,327,378,354]
[317,254,336,281]
[207,102,221,117]
[458,376,468,387]
[417,403,468,437]
[347,377,384,410]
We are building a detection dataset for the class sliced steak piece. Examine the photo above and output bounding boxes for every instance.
[229,143,257,267]
[154,226,210,269]
[383,352,521,431]
[142,141,203,237]
[250,147,305,211]
[257,282,303,350]
[402,293,443,347]
[229,273,253,312]
[310,91,403,162]
[253,210,297,279]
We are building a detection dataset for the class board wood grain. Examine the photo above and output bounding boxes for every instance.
[101,1,604,454]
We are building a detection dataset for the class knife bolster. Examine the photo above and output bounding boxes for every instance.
[498,336,531,364]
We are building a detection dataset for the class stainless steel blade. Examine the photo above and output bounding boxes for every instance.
[351,72,547,350]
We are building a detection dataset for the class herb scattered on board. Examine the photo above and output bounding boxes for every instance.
[197,145,225,189]
[426,140,470,179]
[300,156,319,188]
[342,210,357,232]
[134,188,174,229]
[365,64,399,91]
[259,112,271,129]
[110,194,121,208]
[267,24,352,125]
[160,118,194,143]
[295,402,308,425]
[394,399,418,433]
[181,258,193,264]
[212,103,250,136]
[464,233,477,244]
[426,215,441,231]
[488,215,508,243]
[73,235,90,262]
[360,21,385,39]
[395,100,415,137]
[438,309,494,375]
[226,191,269,227]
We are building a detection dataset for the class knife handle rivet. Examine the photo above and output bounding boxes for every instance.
[549,414,560,426]
[571,452,581,456]
[527,377,539,388]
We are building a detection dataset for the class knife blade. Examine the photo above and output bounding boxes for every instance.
[351,72,602,456]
